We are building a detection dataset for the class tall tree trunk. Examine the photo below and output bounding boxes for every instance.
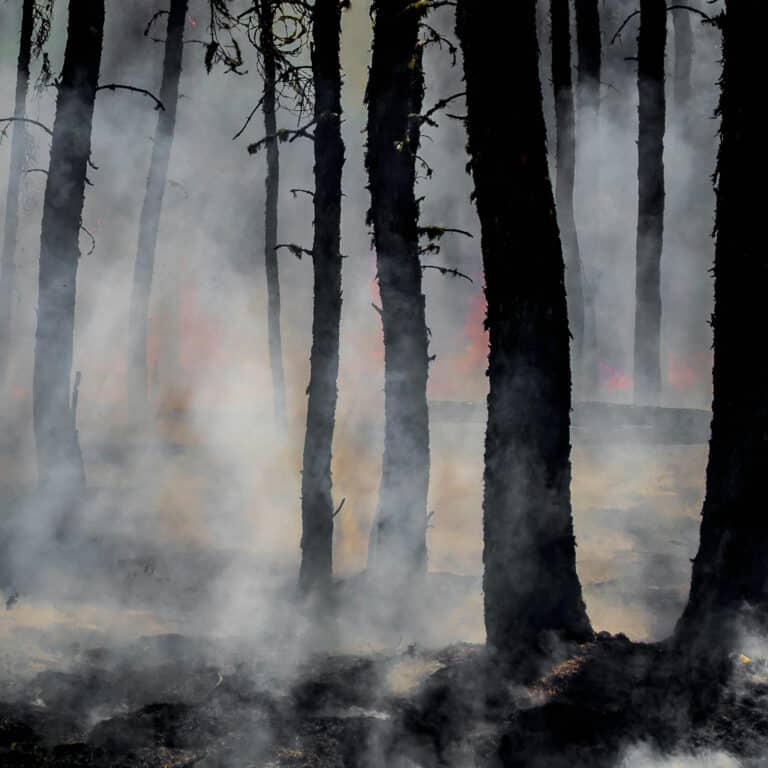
[676,2,768,649]
[574,0,601,396]
[33,0,105,525]
[672,7,693,111]
[0,0,35,384]
[129,0,188,404]
[299,0,345,597]
[633,0,666,405]
[365,0,430,584]
[551,0,585,374]
[457,0,592,667]
[259,0,287,426]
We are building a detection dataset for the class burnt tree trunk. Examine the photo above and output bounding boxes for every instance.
[672,7,693,111]
[0,0,35,383]
[129,0,188,404]
[259,0,287,426]
[573,0,601,396]
[676,2,768,649]
[633,0,666,405]
[33,0,105,523]
[551,0,584,372]
[365,0,430,583]
[299,0,345,597]
[457,0,592,666]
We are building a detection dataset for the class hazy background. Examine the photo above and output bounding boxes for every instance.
[0,0,725,667]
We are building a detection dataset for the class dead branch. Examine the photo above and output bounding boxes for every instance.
[333,498,346,518]
[421,264,473,283]
[96,84,165,111]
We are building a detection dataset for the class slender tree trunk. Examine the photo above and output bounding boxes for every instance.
[457,0,592,667]
[633,0,666,405]
[259,0,287,426]
[365,0,430,584]
[33,0,105,525]
[574,0,601,396]
[129,0,188,404]
[299,0,345,597]
[551,0,585,373]
[676,2,768,649]
[0,0,35,384]
[672,7,693,111]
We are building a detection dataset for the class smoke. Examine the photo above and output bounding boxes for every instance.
[0,0,729,719]
[619,744,742,768]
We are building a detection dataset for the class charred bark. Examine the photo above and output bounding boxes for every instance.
[551,0,585,371]
[129,0,189,404]
[457,0,592,664]
[365,0,430,583]
[0,0,35,383]
[33,0,105,524]
[676,3,768,649]
[633,0,666,405]
[259,0,287,426]
[299,0,345,597]
[573,0,601,396]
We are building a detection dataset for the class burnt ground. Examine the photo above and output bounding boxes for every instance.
[2,631,768,767]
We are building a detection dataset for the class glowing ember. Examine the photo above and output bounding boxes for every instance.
[599,362,632,392]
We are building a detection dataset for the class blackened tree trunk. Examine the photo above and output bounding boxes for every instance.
[574,0,601,395]
[33,0,105,521]
[0,0,35,383]
[129,0,188,404]
[676,2,768,649]
[259,0,287,426]
[633,0,666,405]
[299,0,345,597]
[551,0,585,371]
[574,0,601,117]
[672,7,693,111]
[365,0,430,583]
[457,0,592,666]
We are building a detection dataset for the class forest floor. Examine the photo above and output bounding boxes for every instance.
[2,618,768,767]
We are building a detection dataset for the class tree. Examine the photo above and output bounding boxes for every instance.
[676,3,768,650]
[258,0,287,426]
[33,0,105,525]
[573,0,601,395]
[551,0,585,373]
[672,6,693,111]
[365,0,430,584]
[299,0,345,597]
[456,0,592,666]
[633,0,666,405]
[128,0,189,405]
[0,0,36,384]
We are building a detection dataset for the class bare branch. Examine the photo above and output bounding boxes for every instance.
[80,225,96,256]
[0,116,53,137]
[333,497,346,518]
[421,264,473,283]
[96,84,165,111]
